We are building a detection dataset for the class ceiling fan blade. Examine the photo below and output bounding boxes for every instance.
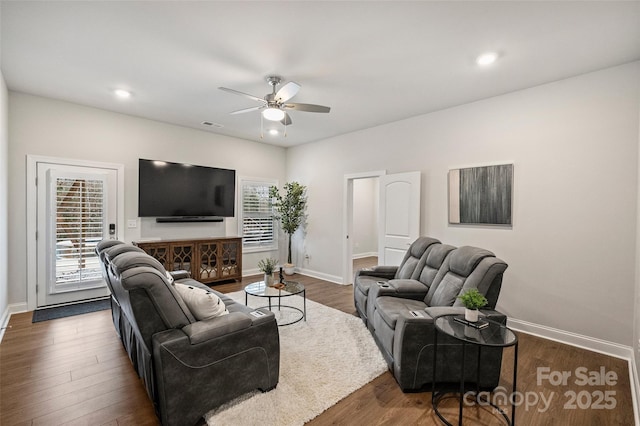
[218,87,267,104]
[284,103,331,113]
[280,112,292,126]
[230,105,264,115]
[275,81,301,103]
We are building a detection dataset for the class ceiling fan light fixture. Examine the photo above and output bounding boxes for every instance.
[263,107,285,121]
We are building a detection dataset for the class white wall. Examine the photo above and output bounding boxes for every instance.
[352,177,378,257]
[288,62,640,346]
[635,80,640,393]
[7,92,287,307]
[0,70,9,325]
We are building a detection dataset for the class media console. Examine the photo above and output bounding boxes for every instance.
[133,237,242,284]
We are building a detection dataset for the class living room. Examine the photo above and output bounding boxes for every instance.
[1,1,640,425]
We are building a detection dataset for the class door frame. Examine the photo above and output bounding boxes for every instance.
[342,170,386,285]
[26,155,125,311]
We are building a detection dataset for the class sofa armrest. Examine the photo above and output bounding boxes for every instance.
[355,265,398,280]
[392,307,506,391]
[389,279,429,297]
[169,270,191,280]
[182,312,253,344]
[423,306,507,324]
[152,315,280,426]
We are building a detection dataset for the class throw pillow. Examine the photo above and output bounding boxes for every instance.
[173,283,229,320]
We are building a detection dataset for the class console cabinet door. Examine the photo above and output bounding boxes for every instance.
[170,243,195,276]
[220,239,241,280]
[197,241,219,282]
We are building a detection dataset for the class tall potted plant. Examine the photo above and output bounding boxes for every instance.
[270,181,307,275]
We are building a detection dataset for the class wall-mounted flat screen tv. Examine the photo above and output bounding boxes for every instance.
[138,158,236,218]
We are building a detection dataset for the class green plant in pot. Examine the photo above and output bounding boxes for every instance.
[457,288,488,322]
[258,258,278,286]
[269,181,307,275]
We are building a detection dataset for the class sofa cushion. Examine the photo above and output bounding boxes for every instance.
[429,273,465,306]
[375,296,427,329]
[396,256,420,280]
[418,244,456,288]
[174,283,229,320]
[449,246,494,277]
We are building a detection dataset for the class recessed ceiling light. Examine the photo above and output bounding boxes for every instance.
[476,52,498,66]
[113,89,132,99]
[269,129,279,136]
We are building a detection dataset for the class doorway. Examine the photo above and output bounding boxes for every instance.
[342,171,385,285]
[26,156,125,310]
[343,170,421,284]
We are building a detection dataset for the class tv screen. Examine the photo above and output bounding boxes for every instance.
[138,159,236,218]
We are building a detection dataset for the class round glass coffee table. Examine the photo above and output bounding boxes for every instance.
[244,280,306,326]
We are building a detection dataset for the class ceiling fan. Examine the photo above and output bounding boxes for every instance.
[219,76,330,126]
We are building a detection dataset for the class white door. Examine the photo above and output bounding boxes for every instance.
[36,163,118,307]
[378,171,421,265]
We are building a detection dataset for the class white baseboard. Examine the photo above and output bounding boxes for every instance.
[629,354,640,426]
[297,267,343,285]
[242,268,261,278]
[507,317,633,360]
[0,302,28,343]
[352,252,377,260]
[243,268,343,285]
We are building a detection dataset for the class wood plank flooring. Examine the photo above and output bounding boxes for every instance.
[1,262,634,425]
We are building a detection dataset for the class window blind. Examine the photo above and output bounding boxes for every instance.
[55,177,105,285]
[241,180,275,249]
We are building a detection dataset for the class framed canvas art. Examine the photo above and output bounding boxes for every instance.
[449,164,513,225]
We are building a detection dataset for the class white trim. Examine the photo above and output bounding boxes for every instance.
[508,317,633,360]
[343,171,386,285]
[353,252,377,260]
[298,267,343,285]
[26,155,125,312]
[242,267,342,285]
[629,354,640,425]
[0,302,28,343]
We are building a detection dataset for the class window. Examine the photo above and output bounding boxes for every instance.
[239,178,277,252]
[53,175,106,290]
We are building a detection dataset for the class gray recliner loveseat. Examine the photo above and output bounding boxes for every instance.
[96,240,280,426]
[354,239,508,392]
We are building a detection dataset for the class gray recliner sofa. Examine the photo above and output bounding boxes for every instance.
[355,241,508,392]
[96,240,280,426]
[353,237,441,329]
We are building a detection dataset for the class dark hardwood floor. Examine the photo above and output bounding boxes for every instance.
[0,261,634,425]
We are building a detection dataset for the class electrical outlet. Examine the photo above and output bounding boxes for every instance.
[127,219,137,229]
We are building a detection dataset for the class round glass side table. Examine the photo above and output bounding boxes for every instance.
[432,314,518,426]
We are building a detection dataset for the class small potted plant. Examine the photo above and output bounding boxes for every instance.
[258,258,278,286]
[457,288,488,322]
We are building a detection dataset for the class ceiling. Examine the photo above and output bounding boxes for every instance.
[2,1,639,147]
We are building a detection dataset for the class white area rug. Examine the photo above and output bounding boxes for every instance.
[205,290,388,425]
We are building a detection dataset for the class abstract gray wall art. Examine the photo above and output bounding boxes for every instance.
[449,164,513,225]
